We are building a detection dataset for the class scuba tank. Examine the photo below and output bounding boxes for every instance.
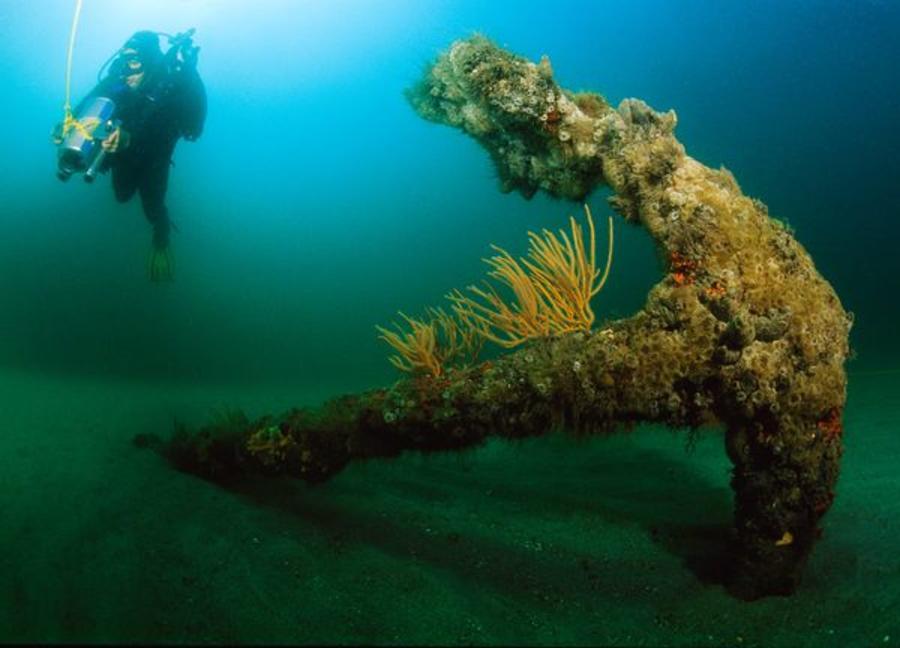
[56,96,120,182]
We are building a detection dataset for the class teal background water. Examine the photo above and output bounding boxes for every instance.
[1,0,897,387]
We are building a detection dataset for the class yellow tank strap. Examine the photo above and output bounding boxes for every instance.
[62,108,100,140]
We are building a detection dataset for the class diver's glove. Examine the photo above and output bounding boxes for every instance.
[102,127,130,153]
[148,245,174,282]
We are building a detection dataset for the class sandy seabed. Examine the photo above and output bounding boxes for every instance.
[1,365,897,645]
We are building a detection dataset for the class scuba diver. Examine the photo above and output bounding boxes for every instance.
[54,30,206,281]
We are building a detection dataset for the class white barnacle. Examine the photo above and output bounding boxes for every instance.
[598,328,615,341]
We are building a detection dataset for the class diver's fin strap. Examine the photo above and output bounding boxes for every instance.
[61,105,101,141]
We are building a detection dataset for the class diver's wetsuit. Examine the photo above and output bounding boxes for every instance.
[80,60,206,248]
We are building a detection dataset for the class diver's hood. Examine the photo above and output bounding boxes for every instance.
[122,31,164,67]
